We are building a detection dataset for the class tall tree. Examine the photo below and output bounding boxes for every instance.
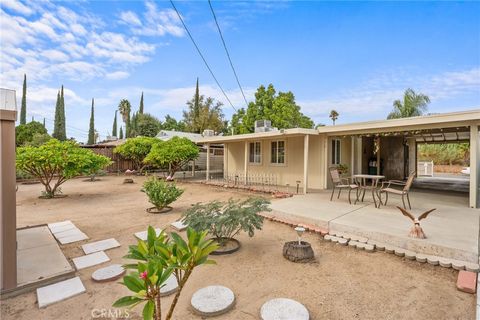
[183,94,226,134]
[53,86,67,140]
[387,88,430,119]
[20,74,27,125]
[329,110,339,125]
[119,126,124,139]
[136,113,161,137]
[230,84,314,134]
[43,118,46,129]
[193,78,200,129]
[112,111,118,137]
[88,98,95,145]
[139,92,144,114]
[162,115,186,132]
[130,112,138,137]
[118,99,131,138]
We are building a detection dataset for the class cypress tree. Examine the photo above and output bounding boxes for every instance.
[112,111,118,137]
[53,86,67,140]
[20,74,27,125]
[52,90,61,139]
[193,77,200,132]
[119,126,124,139]
[43,118,46,129]
[59,85,66,140]
[139,92,144,114]
[88,98,95,145]
[31,116,34,122]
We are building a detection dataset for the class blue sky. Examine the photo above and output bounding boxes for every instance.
[1,0,479,142]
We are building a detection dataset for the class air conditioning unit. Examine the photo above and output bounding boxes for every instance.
[255,120,271,128]
[203,129,215,137]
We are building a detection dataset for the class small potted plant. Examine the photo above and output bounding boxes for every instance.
[182,197,270,255]
[336,163,349,175]
[142,177,184,214]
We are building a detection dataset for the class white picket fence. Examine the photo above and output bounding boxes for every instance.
[417,161,434,177]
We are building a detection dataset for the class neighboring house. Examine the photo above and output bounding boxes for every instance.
[198,110,480,208]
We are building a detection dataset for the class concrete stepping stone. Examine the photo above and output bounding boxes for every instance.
[72,251,110,270]
[415,254,427,263]
[427,256,439,266]
[364,244,375,252]
[466,263,480,273]
[452,260,466,271]
[134,228,163,241]
[57,232,89,244]
[92,264,125,282]
[404,250,416,260]
[191,285,235,317]
[260,298,309,320]
[170,220,188,231]
[160,274,179,296]
[37,276,85,308]
[394,248,405,257]
[457,270,477,294]
[82,238,120,254]
[439,258,452,268]
[48,221,76,234]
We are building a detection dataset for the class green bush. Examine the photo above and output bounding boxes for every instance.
[182,197,270,246]
[142,177,184,210]
[114,137,160,172]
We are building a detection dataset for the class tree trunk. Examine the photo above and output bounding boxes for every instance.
[165,268,193,320]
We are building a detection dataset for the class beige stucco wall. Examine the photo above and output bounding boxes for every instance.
[224,135,327,191]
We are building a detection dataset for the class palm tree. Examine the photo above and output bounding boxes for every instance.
[118,99,132,137]
[329,110,339,125]
[387,88,430,119]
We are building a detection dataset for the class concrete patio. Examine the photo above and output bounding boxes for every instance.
[270,189,479,263]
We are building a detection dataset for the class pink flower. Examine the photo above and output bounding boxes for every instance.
[140,271,148,280]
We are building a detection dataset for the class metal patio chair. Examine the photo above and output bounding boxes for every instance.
[329,168,358,204]
[377,171,416,209]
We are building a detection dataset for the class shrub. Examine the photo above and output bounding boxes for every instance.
[16,139,112,198]
[113,226,218,320]
[142,177,184,210]
[114,137,160,172]
[144,137,199,180]
[15,121,49,146]
[182,197,270,246]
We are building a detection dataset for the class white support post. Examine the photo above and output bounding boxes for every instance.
[470,125,479,208]
[206,144,210,181]
[223,144,228,179]
[303,135,309,194]
[350,136,355,175]
[322,136,329,189]
[191,160,195,177]
[407,137,416,177]
[244,141,248,185]
[356,137,362,175]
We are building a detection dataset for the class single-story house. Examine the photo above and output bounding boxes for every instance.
[197,110,480,208]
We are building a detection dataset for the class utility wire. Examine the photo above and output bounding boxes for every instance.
[169,0,236,111]
[208,0,249,108]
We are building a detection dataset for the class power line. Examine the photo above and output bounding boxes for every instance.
[169,0,236,111]
[208,0,249,109]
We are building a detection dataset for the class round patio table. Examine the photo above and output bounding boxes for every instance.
[353,174,385,208]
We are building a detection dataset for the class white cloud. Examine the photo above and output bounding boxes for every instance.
[1,0,33,16]
[120,11,142,26]
[106,71,130,80]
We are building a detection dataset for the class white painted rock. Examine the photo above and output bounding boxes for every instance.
[260,298,309,320]
[92,264,125,282]
[160,274,178,296]
[191,285,235,317]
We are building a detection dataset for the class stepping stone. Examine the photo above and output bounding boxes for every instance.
[160,274,179,296]
[457,270,477,294]
[37,277,86,308]
[48,221,76,234]
[385,246,395,254]
[364,244,375,252]
[404,250,416,260]
[170,220,188,231]
[82,238,120,254]
[191,285,235,317]
[439,258,452,268]
[394,248,405,257]
[54,227,83,239]
[134,228,163,241]
[260,298,309,320]
[337,238,348,246]
[72,251,110,270]
[452,260,466,271]
[57,232,89,244]
[415,254,427,263]
[427,256,439,266]
[92,264,125,282]
[466,263,480,273]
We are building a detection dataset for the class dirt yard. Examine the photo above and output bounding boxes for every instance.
[1,176,474,319]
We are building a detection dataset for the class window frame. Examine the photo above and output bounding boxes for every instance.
[248,141,262,165]
[331,138,341,165]
[270,140,287,166]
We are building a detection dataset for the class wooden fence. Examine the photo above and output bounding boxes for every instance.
[82,146,134,173]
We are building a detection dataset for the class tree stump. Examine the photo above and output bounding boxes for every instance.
[283,241,314,263]
[123,178,134,184]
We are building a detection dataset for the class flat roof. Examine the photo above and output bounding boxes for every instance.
[197,128,319,144]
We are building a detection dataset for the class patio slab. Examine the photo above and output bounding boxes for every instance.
[82,238,120,254]
[270,190,479,263]
[72,251,110,270]
[37,276,86,308]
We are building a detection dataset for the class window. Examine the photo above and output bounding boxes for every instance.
[271,140,285,164]
[331,139,341,165]
[249,142,261,164]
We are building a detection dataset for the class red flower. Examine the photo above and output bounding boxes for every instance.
[140,271,148,280]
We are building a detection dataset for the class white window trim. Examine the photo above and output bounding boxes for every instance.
[270,140,287,166]
[331,138,341,165]
[248,141,262,165]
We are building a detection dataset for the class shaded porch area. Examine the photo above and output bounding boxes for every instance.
[270,189,479,263]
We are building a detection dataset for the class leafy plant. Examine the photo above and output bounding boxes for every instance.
[16,139,112,198]
[114,137,160,172]
[113,226,218,320]
[182,197,270,246]
[15,121,49,147]
[336,163,348,174]
[144,137,199,180]
[142,177,184,210]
